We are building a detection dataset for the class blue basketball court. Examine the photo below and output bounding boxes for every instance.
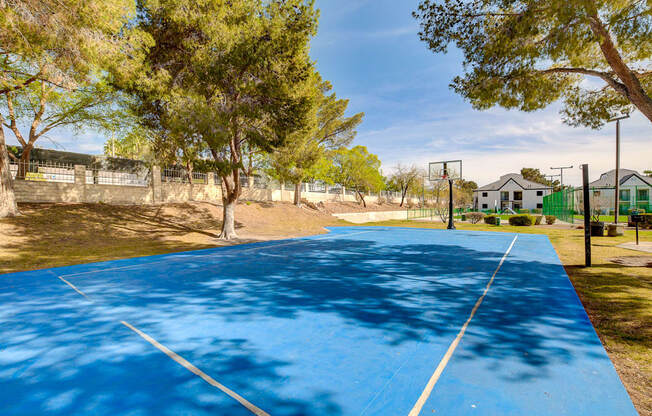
[0,227,638,415]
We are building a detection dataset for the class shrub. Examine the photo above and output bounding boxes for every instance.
[466,212,486,224]
[532,208,542,214]
[545,215,556,225]
[484,215,498,225]
[534,215,543,225]
[508,214,534,226]
[519,208,530,214]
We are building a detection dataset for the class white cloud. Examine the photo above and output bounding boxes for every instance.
[355,106,652,187]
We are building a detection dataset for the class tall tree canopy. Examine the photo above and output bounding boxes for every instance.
[520,167,560,190]
[0,0,143,217]
[414,1,652,128]
[329,146,384,208]
[269,77,364,205]
[124,0,318,239]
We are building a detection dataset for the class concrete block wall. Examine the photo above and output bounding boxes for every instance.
[13,164,420,207]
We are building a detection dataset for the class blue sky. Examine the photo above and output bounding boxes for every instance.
[7,0,651,186]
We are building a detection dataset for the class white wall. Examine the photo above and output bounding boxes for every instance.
[474,182,550,211]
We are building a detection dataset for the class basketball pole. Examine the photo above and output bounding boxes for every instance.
[448,179,455,230]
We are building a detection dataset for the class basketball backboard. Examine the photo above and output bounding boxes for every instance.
[428,160,462,182]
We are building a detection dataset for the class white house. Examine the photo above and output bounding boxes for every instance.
[587,169,652,214]
[473,173,552,212]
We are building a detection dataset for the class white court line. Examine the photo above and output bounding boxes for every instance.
[121,321,270,416]
[56,267,272,415]
[57,276,92,301]
[58,230,376,278]
[408,235,518,416]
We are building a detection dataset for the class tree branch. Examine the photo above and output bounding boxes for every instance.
[537,67,628,96]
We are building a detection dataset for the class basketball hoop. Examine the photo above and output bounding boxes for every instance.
[428,160,463,230]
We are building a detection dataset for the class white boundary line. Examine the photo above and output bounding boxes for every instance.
[121,321,270,416]
[408,235,518,416]
[57,276,92,301]
[58,230,376,278]
[55,268,272,415]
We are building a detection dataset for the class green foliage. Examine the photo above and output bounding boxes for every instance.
[466,212,485,224]
[519,208,531,214]
[532,208,543,214]
[644,170,652,177]
[534,215,543,225]
[413,1,652,127]
[268,76,364,188]
[521,168,559,190]
[484,215,498,225]
[328,146,384,204]
[509,214,534,226]
[546,215,557,225]
[121,2,317,171]
[103,127,153,162]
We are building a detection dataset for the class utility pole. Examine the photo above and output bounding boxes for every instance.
[607,114,630,224]
[546,174,561,193]
[550,166,573,190]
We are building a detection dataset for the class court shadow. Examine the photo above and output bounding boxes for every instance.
[0,229,624,415]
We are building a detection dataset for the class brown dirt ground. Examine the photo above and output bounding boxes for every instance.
[0,202,343,274]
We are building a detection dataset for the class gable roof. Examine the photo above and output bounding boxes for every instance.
[475,173,552,192]
[589,169,652,187]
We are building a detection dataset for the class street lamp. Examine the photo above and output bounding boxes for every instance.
[607,114,630,224]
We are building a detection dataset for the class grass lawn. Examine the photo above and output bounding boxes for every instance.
[573,214,630,223]
[363,219,652,416]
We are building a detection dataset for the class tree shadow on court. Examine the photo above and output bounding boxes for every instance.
[0,229,628,415]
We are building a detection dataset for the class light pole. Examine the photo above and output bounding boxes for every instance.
[550,166,573,190]
[607,114,630,224]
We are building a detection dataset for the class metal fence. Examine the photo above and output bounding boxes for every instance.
[10,160,75,183]
[86,169,150,187]
[161,167,207,184]
[544,185,652,224]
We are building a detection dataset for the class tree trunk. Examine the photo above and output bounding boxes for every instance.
[220,197,238,239]
[17,144,33,179]
[294,182,302,206]
[357,190,366,208]
[400,187,407,207]
[0,126,20,217]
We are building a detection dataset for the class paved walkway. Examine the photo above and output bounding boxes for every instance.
[617,241,652,253]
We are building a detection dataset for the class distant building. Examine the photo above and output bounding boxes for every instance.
[473,173,552,212]
[587,169,652,214]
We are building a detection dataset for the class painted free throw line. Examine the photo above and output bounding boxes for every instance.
[408,235,518,416]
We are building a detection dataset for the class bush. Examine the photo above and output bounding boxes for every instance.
[545,215,556,225]
[519,208,530,214]
[534,215,543,225]
[508,214,534,226]
[466,212,486,224]
[532,208,542,214]
[484,215,498,225]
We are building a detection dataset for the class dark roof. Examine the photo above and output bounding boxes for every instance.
[589,169,652,187]
[475,173,552,192]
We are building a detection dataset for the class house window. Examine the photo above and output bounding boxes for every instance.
[536,190,543,196]
[482,192,488,197]
[537,203,543,209]
[501,191,509,201]
[638,188,649,201]
[514,191,523,200]
[482,204,488,209]
[620,189,631,201]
